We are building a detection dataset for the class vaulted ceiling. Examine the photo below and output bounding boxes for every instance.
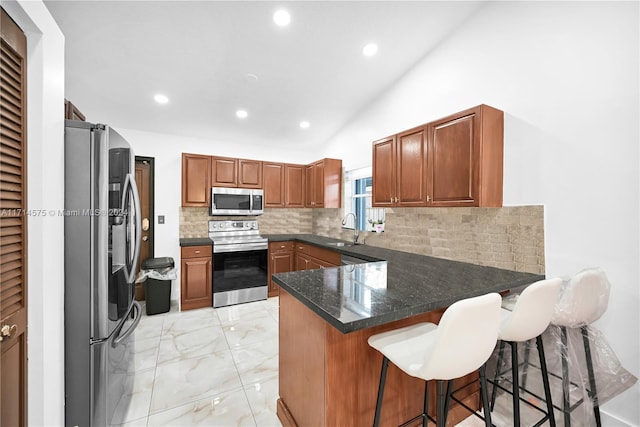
[45,1,485,149]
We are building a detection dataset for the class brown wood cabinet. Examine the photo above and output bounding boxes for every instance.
[264,163,306,208]
[294,243,340,271]
[211,156,263,188]
[263,163,285,208]
[182,153,340,209]
[238,158,263,188]
[428,105,503,207]
[285,164,306,208]
[180,246,212,310]
[372,126,428,207]
[211,156,237,187]
[372,104,503,208]
[181,153,211,207]
[268,241,295,297]
[305,158,342,208]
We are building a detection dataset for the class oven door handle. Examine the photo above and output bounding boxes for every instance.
[213,243,268,253]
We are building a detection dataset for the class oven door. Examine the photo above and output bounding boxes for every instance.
[212,247,268,307]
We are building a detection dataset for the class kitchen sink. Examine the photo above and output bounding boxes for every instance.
[327,242,361,247]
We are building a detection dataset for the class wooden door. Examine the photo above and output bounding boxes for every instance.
[429,113,477,206]
[238,159,262,188]
[396,126,428,207]
[284,164,305,208]
[211,156,238,187]
[372,136,396,207]
[263,162,285,208]
[135,157,154,299]
[1,8,28,426]
[181,153,211,206]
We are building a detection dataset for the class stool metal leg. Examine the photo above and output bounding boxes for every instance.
[443,379,453,421]
[422,380,429,427]
[436,380,446,427]
[490,340,506,410]
[510,341,521,427]
[479,365,493,427]
[582,326,602,427]
[560,326,571,427]
[521,339,531,389]
[373,356,389,427]
[536,335,556,427]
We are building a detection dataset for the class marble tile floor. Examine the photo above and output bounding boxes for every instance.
[111,296,557,427]
[112,297,281,427]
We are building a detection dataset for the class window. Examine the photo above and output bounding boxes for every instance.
[343,167,385,231]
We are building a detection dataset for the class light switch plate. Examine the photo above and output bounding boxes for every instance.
[158,215,165,224]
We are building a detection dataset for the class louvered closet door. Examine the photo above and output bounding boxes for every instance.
[1,7,28,427]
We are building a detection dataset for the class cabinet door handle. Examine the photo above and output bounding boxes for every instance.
[427,195,432,202]
[194,250,201,254]
[390,197,393,204]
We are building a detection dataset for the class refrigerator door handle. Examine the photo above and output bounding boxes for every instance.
[111,300,141,348]
[121,173,142,284]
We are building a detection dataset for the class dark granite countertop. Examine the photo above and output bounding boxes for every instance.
[269,234,544,334]
[179,237,213,247]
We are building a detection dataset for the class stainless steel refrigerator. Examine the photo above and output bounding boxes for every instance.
[64,120,142,427]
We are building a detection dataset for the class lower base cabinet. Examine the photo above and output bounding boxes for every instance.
[268,242,295,297]
[268,241,341,297]
[180,246,212,310]
[294,243,340,270]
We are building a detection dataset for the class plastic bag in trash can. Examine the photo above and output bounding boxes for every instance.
[136,266,177,282]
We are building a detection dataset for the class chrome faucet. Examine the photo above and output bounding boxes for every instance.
[342,213,360,244]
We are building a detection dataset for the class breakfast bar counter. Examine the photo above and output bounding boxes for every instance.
[271,237,543,427]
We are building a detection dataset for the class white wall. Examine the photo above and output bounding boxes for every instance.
[3,0,66,425]
[116,128,321,301]
[325,2,639,425]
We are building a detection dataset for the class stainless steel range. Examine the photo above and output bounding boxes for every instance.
[209,220,268,308]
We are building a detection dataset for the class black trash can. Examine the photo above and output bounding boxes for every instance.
[141,257,174,315]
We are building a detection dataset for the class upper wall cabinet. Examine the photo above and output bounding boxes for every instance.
[428,105,503,207]
[264,163,307,208]
[305,158,342,208]
[211,156,263,188]
[183,153,340,209]
[182,153,211,207]
[372,104,503,208]
[372,125,429,207]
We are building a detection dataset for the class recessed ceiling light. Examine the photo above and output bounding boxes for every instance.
[273,10,291,26]
[236,109,248,119]
[362,43,378,57]
[244,73,259,83]
[299,121,310,129]
[154,94,169,104]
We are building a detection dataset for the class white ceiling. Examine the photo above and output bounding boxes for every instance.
[44,1,485,149]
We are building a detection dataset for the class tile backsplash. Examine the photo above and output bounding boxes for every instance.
[180,205,544,274]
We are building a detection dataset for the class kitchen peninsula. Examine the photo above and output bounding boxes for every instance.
[271,236,543,427]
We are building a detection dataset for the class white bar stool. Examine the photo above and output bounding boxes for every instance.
[488,277,562,427]
[550,267,610,427]
[367,293,501,427]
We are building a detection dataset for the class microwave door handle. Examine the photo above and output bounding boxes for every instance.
[120,173,142,284]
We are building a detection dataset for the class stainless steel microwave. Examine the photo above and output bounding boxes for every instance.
[210,187,264,216]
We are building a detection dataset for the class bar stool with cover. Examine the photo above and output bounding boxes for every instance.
[489,277,562,427]
[551,267,611,427]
